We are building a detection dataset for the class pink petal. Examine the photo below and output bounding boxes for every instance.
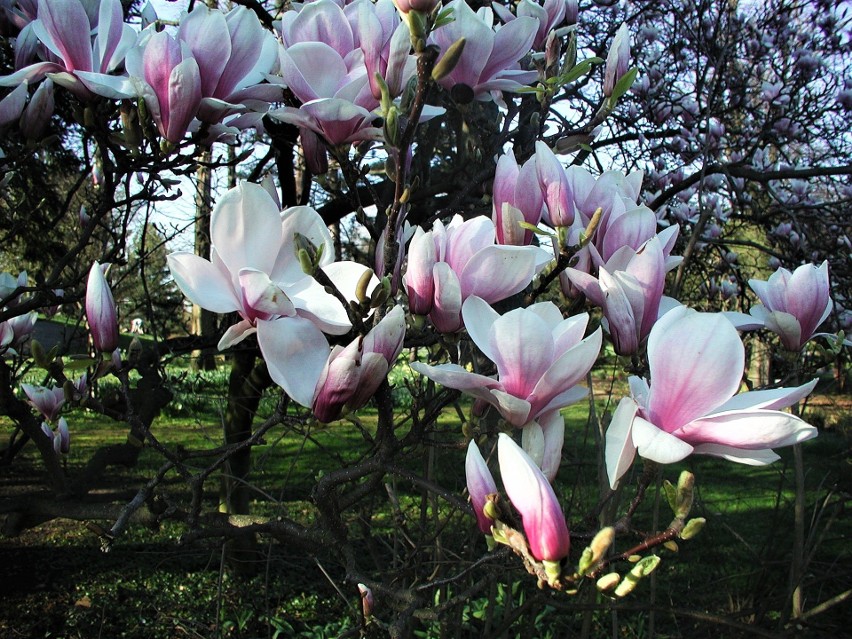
[645,308,744,432]
[488,307,553,399]
[672,410,818,449]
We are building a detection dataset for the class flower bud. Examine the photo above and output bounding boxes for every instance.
[86,262,119,353]
[432,38,466,82]
[358,583,374,618]
[497,434,570,563]
[466,441,498,535]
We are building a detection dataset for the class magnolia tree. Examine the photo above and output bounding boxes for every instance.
[0,0,849,635]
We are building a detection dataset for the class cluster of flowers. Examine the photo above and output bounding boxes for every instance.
[0,0,839,581]
[0,0,589,157]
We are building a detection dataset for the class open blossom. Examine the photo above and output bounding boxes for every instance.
[42,417,70,455]
[403,215,551,332]
[22,383,65,422]
[0,0,136,101]
[411,296,601,428]
[606,307,818,489]
[86,261,119,353]
[177,4,279,123]
[498,433,570,562]
[492,0,570,50]
[748,261,832,351]
[167,182,362,407]
[465,440,498,534]
[564,235,671,355]
[312,306,406,422]
[428,0,538,102]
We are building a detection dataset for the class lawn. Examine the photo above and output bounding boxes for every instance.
[0,361,849,639]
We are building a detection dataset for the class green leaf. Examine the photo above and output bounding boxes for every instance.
[609,67,639,104]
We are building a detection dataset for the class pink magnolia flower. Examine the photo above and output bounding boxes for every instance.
[498,433,570,562]
[123,30,202,144]
[492,149,543,246]
[22,383,65,422]
[748,261,832,351]
[606,307,818,489]
[492,0,569,50]
[563,235,670,355]
[41,417,70,455]
[603,23,629,97]
[403,215,551,332]
[411,296,601,428]
[465,440,498,534]
[535,141,574,228]
[0,0,136,101]
[312,306,406,422]
[429,0,538,102]
[167,182,361,407]
[177,4,279,123]
[85,261,119,353]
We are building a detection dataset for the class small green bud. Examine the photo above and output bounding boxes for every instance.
[298,248,314,275]
[679,517,706,540]
[663,479,678,515]
[355,268,375,304]
[384,105,401,146]
[596,572,621,592]
[432,38,466,82]
[675,470,695,519]
[663,540,679,553]
[614,555,660,598]
[30,339,49,367]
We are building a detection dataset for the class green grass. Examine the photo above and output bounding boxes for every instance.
[1,361,849,639]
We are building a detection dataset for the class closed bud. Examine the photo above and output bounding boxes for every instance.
[30,339,49,367]
[614,555,660,598]
[679,517,706,540]
[355,268,375,304]
[85,262,119,353]
[384,106,401,147]
[432,38,466,82]
[596,572,621,592]
[358,583,374,618]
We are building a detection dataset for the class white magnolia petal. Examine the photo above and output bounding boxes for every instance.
[257,317,330,407]
[606,397,639,489]
[631,416,694,464]
[167,252,240,313]
[217,319,256,350]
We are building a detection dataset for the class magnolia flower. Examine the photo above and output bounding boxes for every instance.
[167,182,359,407]
[124,30,202,144]
[748,261,832,351]
[403,215,551,332]
[177,4,279,123]
[42,417,70,454]
[312,306,406,422]
[465,440,498,534]
[491,0,569,50]
[22,383,65,422]
[564,235,670,355]
[603,23,630,97]
[535,141,574,228]
[428,0,538,102]
[86,261,119,353]
[411,296,601,428]
[492,149,543,245]
[606,307,818,489]
[0,0,136,101]
[498,433,570,563]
